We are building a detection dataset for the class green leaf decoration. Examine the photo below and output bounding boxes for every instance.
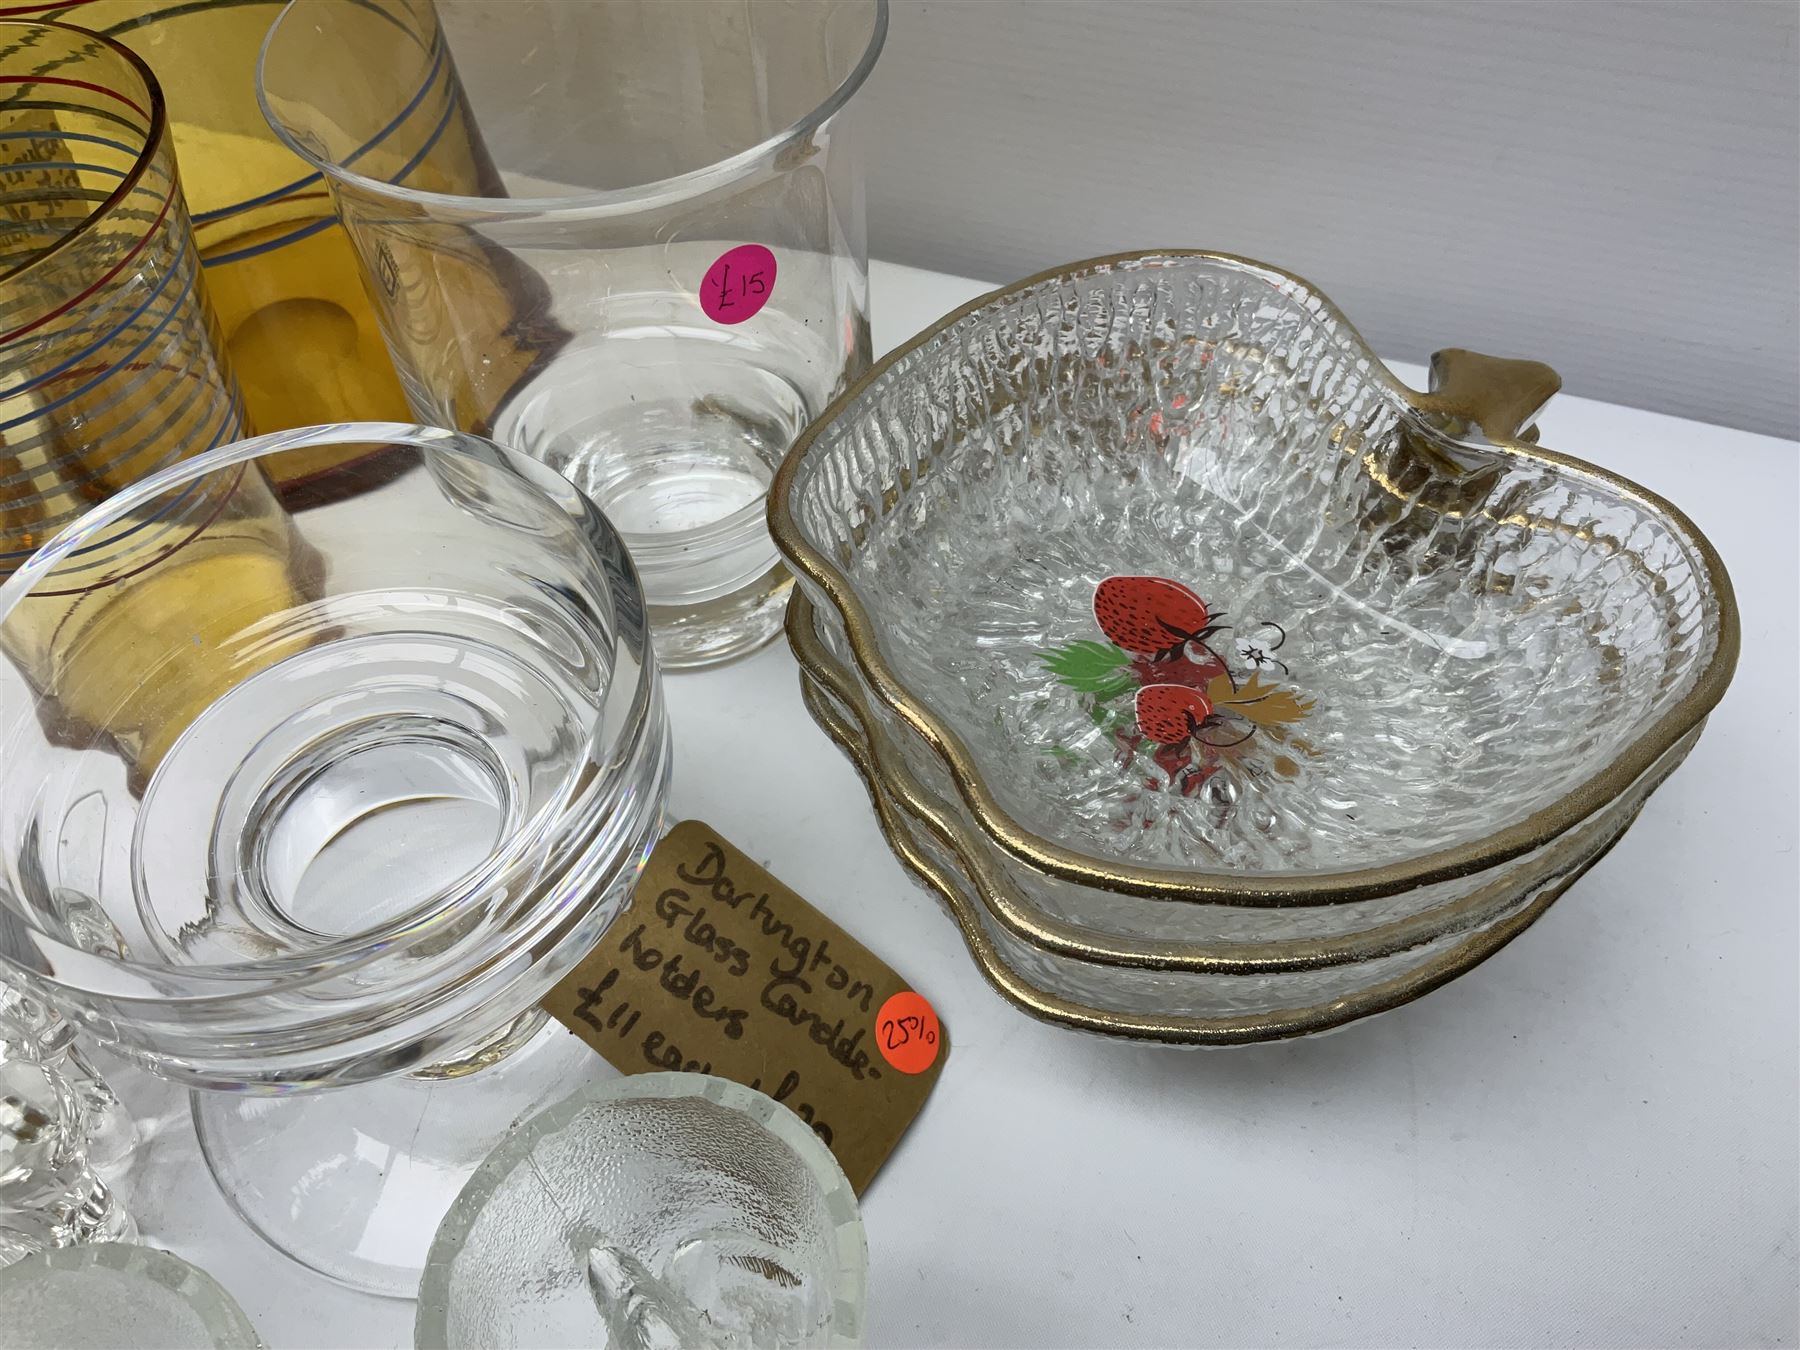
[1041,640,1133,696]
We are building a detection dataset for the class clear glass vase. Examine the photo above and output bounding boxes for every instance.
[258,0,886,667]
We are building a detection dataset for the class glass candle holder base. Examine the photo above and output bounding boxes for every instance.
[192,1022,615,1299]
[647,564,794,670]
[1,422,669,1303]
[492,329,802,670]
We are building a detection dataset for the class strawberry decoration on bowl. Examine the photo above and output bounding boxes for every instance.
[1093,575,1227,667]
[1041,575,1314,794]
[1133,683,1219,744]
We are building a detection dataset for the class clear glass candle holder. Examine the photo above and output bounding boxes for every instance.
[0,423,670,1295]
[258,0,887,668]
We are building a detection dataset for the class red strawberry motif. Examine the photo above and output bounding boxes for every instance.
[1135,683,1214,745]
[1094,576,1220,661]
[1043,571,1307,791]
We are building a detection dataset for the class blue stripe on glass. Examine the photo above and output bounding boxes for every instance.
[0,161,128,178]
[200,212,333,267]
[0,401,240,566]
[0,127,141,158]
[196,23,448,223]
[0,249,192,429]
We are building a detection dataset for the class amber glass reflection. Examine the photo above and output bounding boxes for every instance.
[25,0,497,488]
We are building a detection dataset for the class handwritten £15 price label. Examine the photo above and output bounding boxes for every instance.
[700,244,777,324]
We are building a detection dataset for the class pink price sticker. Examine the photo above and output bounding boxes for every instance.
[700,244,777,324]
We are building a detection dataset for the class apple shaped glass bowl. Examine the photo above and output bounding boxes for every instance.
[415,1073,866,1350]
[768,252,1737,1008]
[0,423,670,1295]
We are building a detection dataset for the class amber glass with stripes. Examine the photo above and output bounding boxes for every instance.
[11,0,422,490]
[0,18,245,567]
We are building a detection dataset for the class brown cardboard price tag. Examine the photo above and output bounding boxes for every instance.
[544,820,947,1193]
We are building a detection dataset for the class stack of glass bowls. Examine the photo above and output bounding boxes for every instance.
[768,252,1739,1045]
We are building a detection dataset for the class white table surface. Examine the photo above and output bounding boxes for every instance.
[110,261,1799,1349]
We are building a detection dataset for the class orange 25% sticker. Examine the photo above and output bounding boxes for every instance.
[874,991,941,1074]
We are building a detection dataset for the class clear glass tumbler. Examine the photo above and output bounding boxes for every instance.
[0,424,671,1295]
[416,1073,867,1350]
[0,18,247,570]
[258,0,887,668]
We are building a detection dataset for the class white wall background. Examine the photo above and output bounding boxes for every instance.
[855,0,1799,436]
[441,0,1798,436]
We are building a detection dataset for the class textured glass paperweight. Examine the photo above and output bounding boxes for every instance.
[416,1073,866,1349]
